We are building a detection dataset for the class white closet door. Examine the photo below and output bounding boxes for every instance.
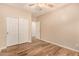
[6,17,18,46]
[19,17,28,44]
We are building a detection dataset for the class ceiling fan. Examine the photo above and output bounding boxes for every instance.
[26,3,54,11]
[28,3,53,7]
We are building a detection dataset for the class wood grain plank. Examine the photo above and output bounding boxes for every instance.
[0,38,79,56]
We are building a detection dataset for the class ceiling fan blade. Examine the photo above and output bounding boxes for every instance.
[47,4,53,7]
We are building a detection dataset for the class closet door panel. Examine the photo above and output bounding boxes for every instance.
[19,17,28,44]
[6,17,18,46]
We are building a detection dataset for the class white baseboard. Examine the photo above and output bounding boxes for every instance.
[40,38,79,52]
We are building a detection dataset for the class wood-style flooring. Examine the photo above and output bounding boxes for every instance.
[0,38,79,56]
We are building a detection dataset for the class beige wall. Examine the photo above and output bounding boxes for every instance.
[0,16,6,50]
[38,4,79,51]
[0,5,32,50]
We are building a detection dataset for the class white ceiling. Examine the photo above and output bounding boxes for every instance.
[3,3,68,17]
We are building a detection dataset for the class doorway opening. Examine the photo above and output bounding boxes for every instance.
[32,21,41,39]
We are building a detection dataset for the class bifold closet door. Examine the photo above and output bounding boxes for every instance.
[6,17,18,46]
[6,17,29,46]
[19,17,29,44]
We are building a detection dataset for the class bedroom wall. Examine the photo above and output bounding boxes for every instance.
[37,4,79,51]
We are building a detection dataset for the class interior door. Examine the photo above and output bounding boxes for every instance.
[19,17,29,44]
[6,17,18,46]
[36,21,40,39]
[32,21,36,37]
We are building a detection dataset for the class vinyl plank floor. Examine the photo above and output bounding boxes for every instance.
[0,38,79,56]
